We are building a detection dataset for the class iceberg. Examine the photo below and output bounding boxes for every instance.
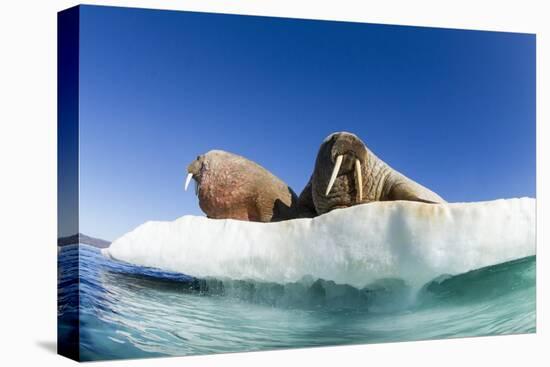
[102,198,536,289]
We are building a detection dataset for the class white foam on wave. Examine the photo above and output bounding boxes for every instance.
[102,198,536,288]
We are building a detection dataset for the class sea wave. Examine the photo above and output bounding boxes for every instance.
[59,244,536,360]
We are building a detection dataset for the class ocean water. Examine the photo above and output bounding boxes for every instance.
[58,244,536,361]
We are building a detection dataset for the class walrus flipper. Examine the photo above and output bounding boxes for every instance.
[387,180,445,204]
[296,179,318,218]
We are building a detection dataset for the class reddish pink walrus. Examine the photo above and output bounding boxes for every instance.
[185,150,298,222]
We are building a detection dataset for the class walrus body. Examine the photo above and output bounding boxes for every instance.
[185,150,298,222]
[298,132,445,217]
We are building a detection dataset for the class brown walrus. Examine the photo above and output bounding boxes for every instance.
[185,150,298,222]
[297,132,445,217]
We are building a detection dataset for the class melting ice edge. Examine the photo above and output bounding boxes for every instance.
[103,198,536,289]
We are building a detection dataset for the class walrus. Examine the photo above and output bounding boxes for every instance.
[185,150,298,222]
[297,132,445,217]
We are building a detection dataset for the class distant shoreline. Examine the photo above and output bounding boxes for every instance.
[58,233,111,249]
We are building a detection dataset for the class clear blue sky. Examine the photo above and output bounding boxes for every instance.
[77,5,535,241]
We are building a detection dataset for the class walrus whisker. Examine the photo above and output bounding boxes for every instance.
[184,173,193,191]
[325,154,343,196]
[355,159,363,202]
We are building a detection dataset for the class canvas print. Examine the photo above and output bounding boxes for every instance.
[57,5,536,361]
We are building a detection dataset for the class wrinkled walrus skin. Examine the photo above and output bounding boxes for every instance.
[297,132,445,217]
[185,150,298,222]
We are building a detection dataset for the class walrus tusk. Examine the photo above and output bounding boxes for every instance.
[355,159,363,202]
[325,155,343,196]
[184,173,193,191]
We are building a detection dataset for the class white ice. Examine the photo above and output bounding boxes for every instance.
[102,198,536,288]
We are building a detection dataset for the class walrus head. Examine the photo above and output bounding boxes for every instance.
[184,154,207,195]
[312,132,368,213]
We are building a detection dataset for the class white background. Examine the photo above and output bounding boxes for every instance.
[0,0,547,366]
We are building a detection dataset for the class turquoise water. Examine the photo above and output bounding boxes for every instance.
[58,244,535,361]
